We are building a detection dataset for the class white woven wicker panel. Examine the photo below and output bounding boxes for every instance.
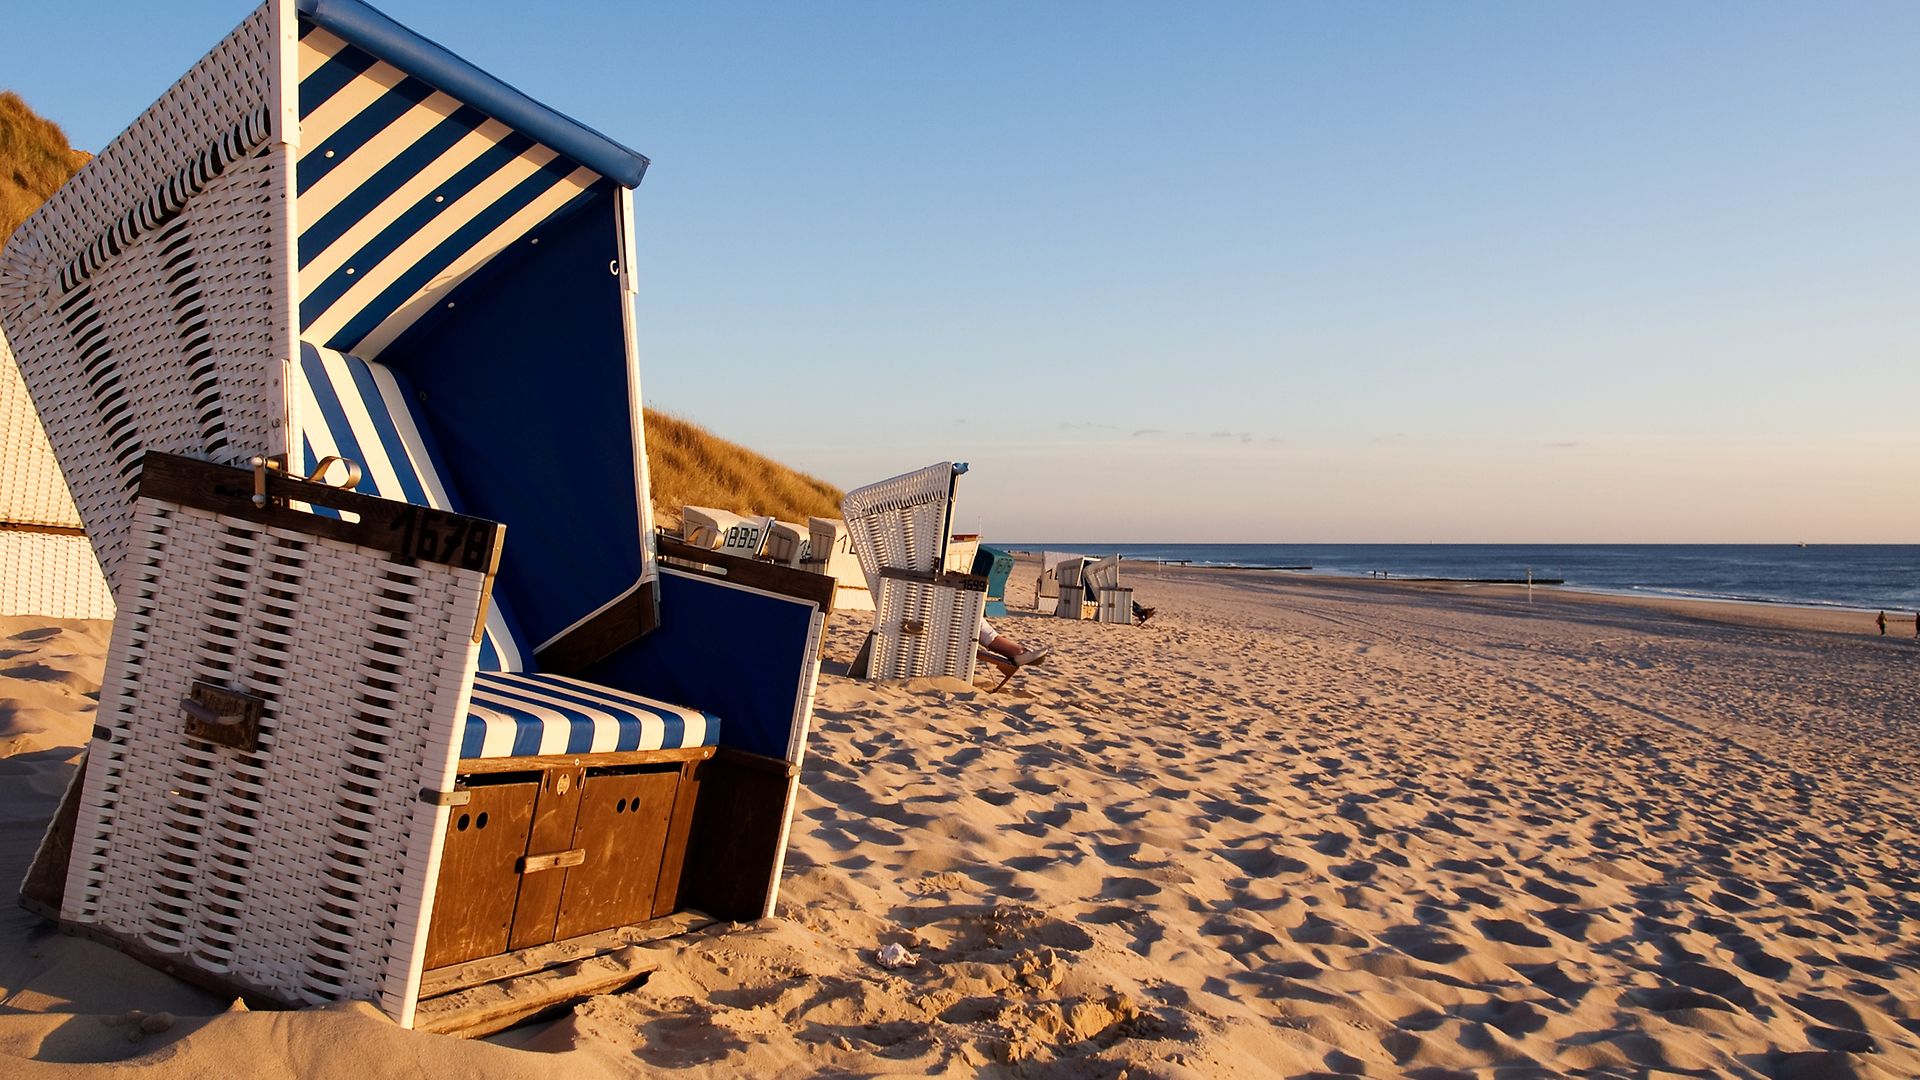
[870,576,984,683]
[840,463,959,595]
[1085,555,1121,591]
[0,3,293,599]
[3,147,293,597]
[0,533,114,620]
[1056,587,1089,620]
[1096,587,1134,625]
[0,5,277,297]
[68,499,478,1023]
[0,327,82,527]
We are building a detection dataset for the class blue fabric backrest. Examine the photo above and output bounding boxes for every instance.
[581,569,818,763]
[378,194,648,655]
[294,342,533,672]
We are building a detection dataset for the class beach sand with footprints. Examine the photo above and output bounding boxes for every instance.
[1,562,1916,1077]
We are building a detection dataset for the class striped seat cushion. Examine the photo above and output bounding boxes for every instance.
[294,341,530,671]
[463,671,721,759]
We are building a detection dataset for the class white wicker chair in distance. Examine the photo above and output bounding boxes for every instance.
[2,0,832,1036]
[804,515,874,613]
[839,462,987,681]
[680,505,774,560]
[0,325,113,619]
[1085,554,1134,624]
[762,519,809,568]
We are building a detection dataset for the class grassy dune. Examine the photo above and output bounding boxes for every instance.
[1,91,89,244]
[645,409,842,530]
[1,91,841,530]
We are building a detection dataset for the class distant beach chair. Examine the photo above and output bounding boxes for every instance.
[945,533,981,574]
[1053,555,1096,619]
[1086,555,1134,624]
[682,505,774,559]
[0,329,113,619]
[840,462,987,681]
[2,0,831,1036]
[761,519,810,567]
[804,516,874,613]
[973,544,1014,618]
[1036,550,1086,612]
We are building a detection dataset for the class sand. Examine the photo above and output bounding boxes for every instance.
[1,566,1916,1078]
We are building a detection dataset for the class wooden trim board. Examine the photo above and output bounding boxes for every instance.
[412,911,717,1038]
[455,745,715,775]
[138,452,506,575]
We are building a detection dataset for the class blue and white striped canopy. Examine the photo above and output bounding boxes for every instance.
[288,0,657,657]
[295,19,611,359]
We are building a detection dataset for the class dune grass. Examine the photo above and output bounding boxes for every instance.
[0,91,89,246]
[644,409,842,531]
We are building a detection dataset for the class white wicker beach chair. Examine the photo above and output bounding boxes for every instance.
[0,328,113,619]
[1034,550,1082,610]
[762,519,809,568]
[840,463,987,681]
[3,0,830,1036]
[804,516,873,613]
[681,506,774,559]
[1085,555,1133,624]
[1054,556,1094,619]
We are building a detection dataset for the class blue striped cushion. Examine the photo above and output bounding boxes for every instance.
[294,341,532,671]
[463,671,721,759]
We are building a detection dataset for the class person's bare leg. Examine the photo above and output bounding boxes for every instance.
[986,635,1050,666]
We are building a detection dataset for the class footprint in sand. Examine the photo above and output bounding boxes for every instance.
[1215,846,1308,878]
[1474,918,1552,949]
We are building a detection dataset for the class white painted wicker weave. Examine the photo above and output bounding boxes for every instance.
[1086,557,1131,624]
[67,491,480,1025]
[0,327,113,618]
[0,4,292,598]
[839,462,964,597]
[870,574,987,682]
[841,464,986,680]
[1085,555,1121,592]
[762,519,808,567]
[805,516,873,613]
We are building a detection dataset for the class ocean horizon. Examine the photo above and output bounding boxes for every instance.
[1003,543,1920,614]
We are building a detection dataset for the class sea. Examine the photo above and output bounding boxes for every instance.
[1004,544,1920,614]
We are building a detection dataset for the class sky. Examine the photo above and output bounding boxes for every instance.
[7,1,1918,542]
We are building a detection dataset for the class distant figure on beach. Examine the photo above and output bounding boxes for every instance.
[1913,611,1918,639]
[1876,610,1887,635]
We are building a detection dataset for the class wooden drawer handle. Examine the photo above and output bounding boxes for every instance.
[517,849,586,874]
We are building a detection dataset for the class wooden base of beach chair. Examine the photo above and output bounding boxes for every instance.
[423,749,715,969]
[412,910,713,1038]
[423,743,795,971]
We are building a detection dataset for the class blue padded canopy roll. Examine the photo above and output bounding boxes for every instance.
[296,0,650,188]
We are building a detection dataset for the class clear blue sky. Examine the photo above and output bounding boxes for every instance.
[9,2,1918,542]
